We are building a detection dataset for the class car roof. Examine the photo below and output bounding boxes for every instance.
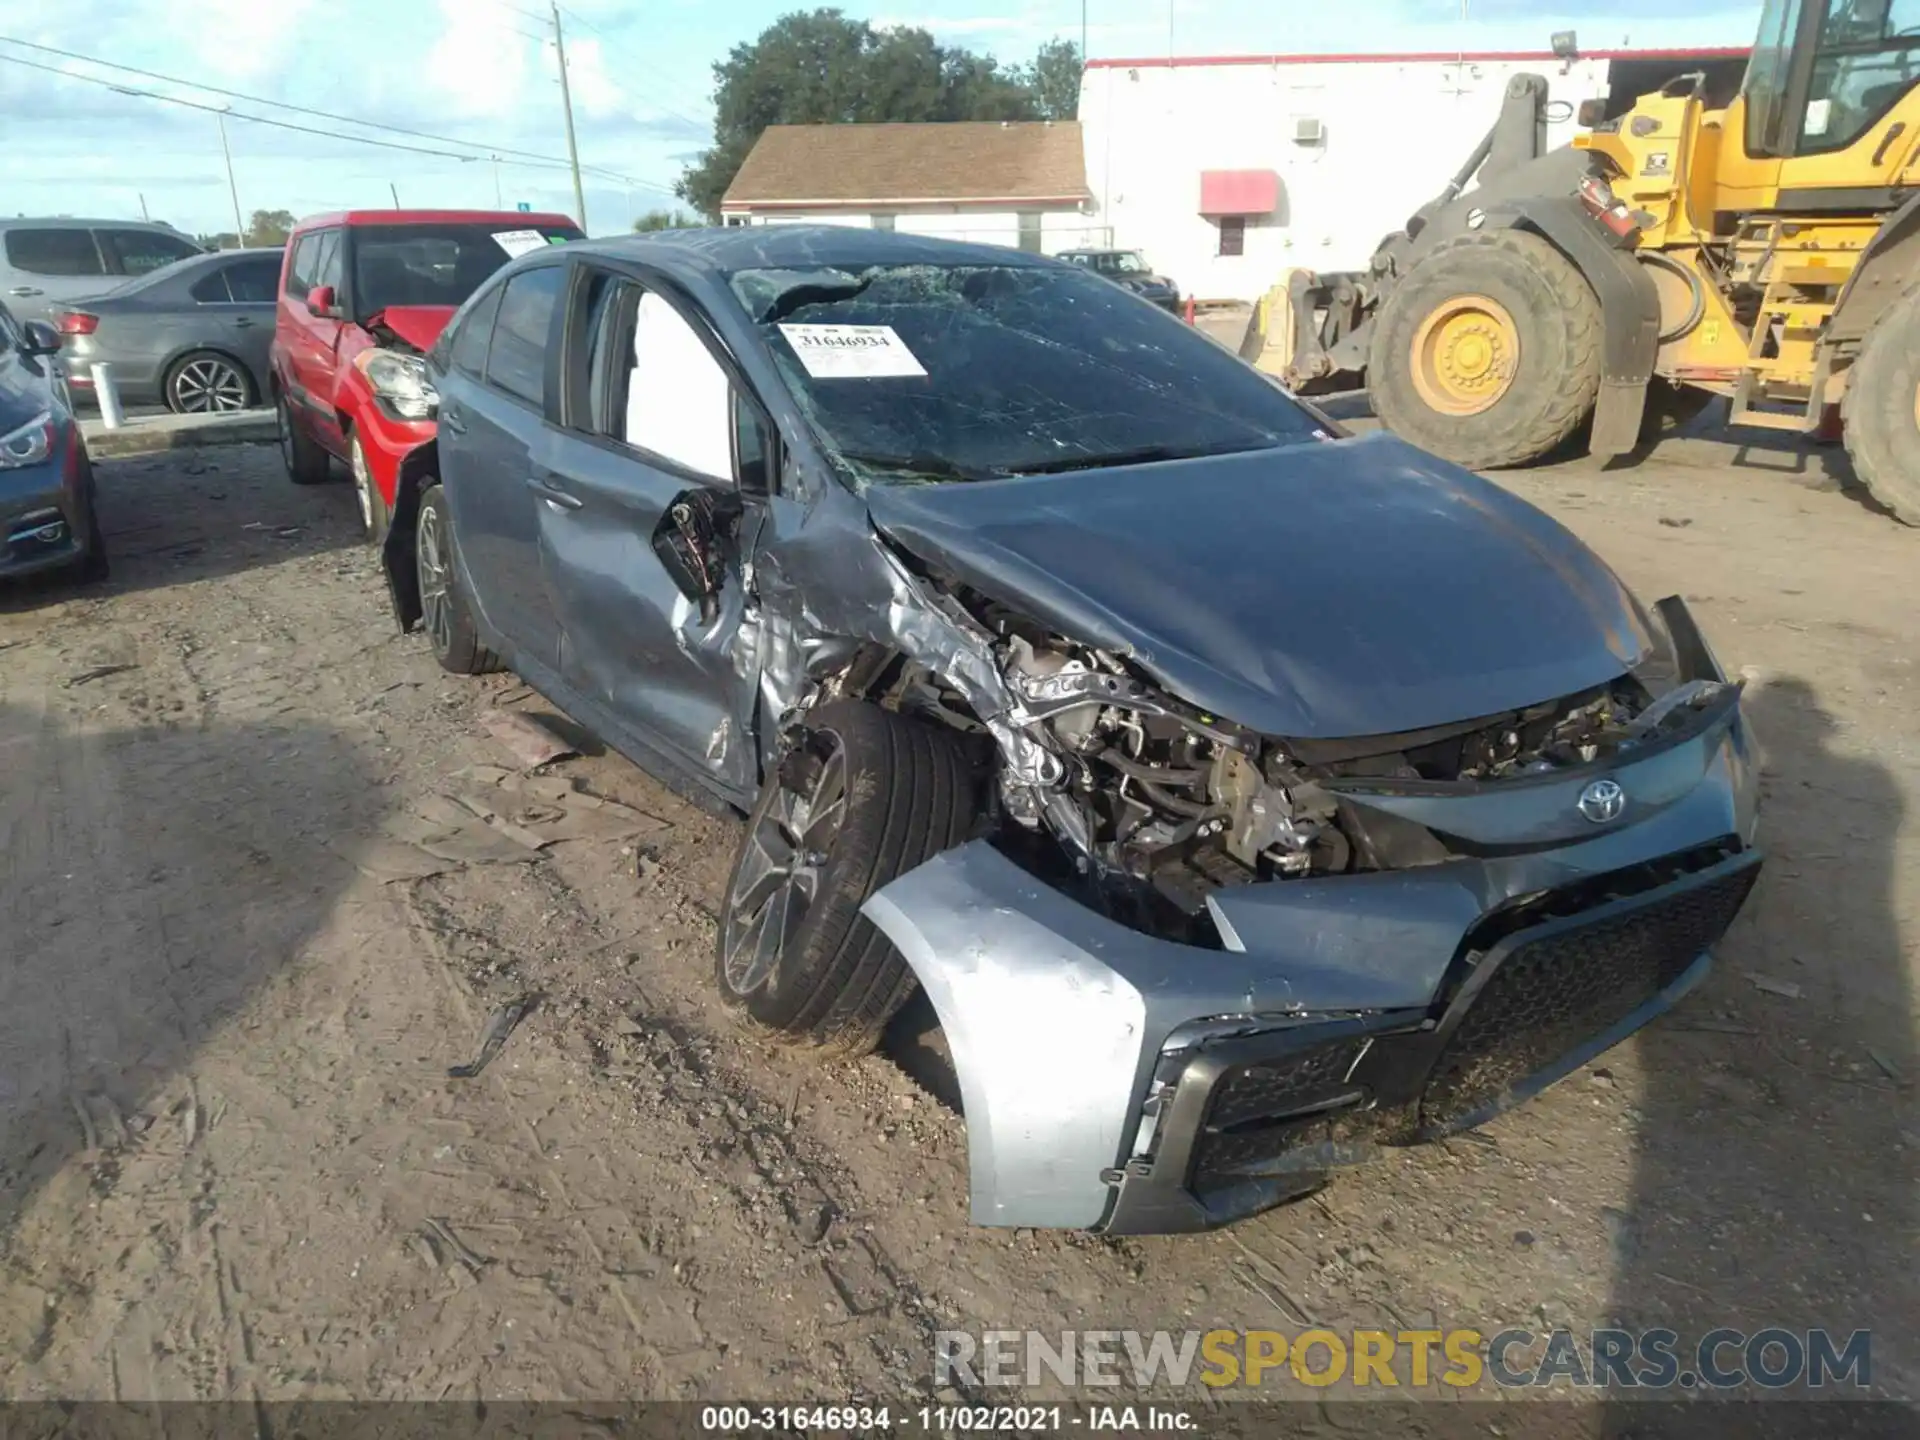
[1059,247,1137,256]
[0,217,194,233]
[567,224,1058,277]
[292,209,580,232]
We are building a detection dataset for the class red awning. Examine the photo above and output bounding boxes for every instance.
[1199,169,1280,216]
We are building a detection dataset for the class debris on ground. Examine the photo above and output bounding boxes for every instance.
[1748,973,1805,1000]
[483,708,577,769]
[64,663,139,688]
[447,994,539,1078]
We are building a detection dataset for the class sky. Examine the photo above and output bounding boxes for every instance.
[0,0,1762,238]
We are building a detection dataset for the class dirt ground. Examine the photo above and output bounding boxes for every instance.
[1,417,1915,1415]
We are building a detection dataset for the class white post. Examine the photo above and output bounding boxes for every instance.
[91,364,125,430]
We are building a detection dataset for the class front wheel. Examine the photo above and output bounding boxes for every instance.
[349,433,390,543]
[1368,229,1603,470]
[415,484,499,674]
[717,701,977,1057]
[277,394,330,486]
[1842,284,1920,526]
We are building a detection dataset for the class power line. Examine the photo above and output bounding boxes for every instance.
[0,42,678,199]
[0,33,660,184]
[554,4,715,132]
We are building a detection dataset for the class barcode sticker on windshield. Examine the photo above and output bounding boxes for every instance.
[778,324,926,379]
[492,229,549,259]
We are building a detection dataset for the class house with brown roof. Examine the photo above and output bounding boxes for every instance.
[719,120,1100,254]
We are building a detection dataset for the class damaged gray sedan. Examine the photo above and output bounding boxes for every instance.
[382,227,1761,1235]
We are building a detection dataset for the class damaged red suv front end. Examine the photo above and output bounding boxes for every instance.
[269,210,581,537]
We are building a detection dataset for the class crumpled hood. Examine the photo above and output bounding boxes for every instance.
[863,431,1657,739]
[368,305,457,351]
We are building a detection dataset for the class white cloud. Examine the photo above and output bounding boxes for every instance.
[423,0,536,121]
[175,0,321,84]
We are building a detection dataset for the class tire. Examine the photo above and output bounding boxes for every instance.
[717,701,977,1057]
[348,431,390,543]
[277,393,330,486]
[1369,229,1603,470]
[164,350,253,414]
[1842,282,1920,526]
[415,483,500,675]
[70,493,109,585]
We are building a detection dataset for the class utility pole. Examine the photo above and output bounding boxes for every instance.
[492,155,504,208]
[1081,0,1087,60]
[390,182,402,208]
[138,191,150,222]
[551,2,588,231]
[216,110,244,246]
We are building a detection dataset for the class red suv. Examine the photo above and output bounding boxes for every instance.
[270,209,580,537]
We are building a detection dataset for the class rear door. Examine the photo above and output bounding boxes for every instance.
[197,253,281,387]
[437,261,569,673]
[2,227,111,327]
[539,261,765,796]
[278,227,348,451]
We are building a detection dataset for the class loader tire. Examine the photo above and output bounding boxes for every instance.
[1369,229,1603,470]
[1842,283,1920,527]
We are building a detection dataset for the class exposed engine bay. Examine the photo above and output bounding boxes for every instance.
[870,581,1734,944]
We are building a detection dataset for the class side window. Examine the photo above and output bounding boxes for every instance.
[99,228,199,276]
[4,228,105,278]
[451,282,506,378]
[485,265,564,406]
[312,231,344,292]
[1801,0,1920,152]
[285,233,321,300]
[225,257,281,303]
[623,290,732,481]
[189,269,233,304]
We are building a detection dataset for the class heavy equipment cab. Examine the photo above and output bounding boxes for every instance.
[1254,0,1920,525]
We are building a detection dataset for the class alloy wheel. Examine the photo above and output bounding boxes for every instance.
[351,439,376,533]
[721,734,850,995]
[416,502,453,658]
[173,357,248,413]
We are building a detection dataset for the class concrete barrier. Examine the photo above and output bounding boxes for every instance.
[81,408,280,460]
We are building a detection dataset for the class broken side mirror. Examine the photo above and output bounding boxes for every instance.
[307,284,338,318]
[653,486,744,625]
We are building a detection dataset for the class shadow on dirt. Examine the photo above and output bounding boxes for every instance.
[0,444,362,614]
[1600,677,1916,1432]
[0,702,382,1246]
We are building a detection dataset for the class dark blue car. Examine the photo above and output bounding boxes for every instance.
[0,301,105,585]
[373,227,1759,1235]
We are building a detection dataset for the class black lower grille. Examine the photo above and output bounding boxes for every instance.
[1420,859,1759,1131]
[1189,1039,1367,1191]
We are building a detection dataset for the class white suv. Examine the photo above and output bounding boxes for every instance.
[0,219,202,328]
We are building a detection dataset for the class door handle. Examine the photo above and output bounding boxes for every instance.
[440,405,466,434]
[232,317,256,328]
[525,475,583,510]
[8,286,43,297]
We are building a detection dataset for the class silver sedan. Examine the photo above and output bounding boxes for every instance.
[55,248,281,413]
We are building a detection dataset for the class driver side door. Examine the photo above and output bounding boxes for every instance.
[538,263,771,802]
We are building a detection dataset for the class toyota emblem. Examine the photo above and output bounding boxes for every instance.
[1578,778,1626,824]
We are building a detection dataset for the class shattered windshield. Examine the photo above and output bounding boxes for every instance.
[729,262,1319,485]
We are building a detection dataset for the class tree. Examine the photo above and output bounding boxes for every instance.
[195,232,240,251]
[242,209,296,247]
[677,8,1073,218]
[1023,38,1082,122]
[633,209,698,232]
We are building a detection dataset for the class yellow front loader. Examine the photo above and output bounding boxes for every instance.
[1253,0,1920,523]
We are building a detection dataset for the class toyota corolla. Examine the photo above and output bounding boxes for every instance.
[377,227,1761,1234]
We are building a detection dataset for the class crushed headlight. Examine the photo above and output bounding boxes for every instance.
[353,350,438,421]
[0,411,55,470]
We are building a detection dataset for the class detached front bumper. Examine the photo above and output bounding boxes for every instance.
[862,695,1761,1234]
[342,375,436,509]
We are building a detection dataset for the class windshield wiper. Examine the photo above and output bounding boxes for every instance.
[1003,443,1218,476]
[835,449,1003,484]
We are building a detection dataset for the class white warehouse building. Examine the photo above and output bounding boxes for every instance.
[1077,46,1747,302]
